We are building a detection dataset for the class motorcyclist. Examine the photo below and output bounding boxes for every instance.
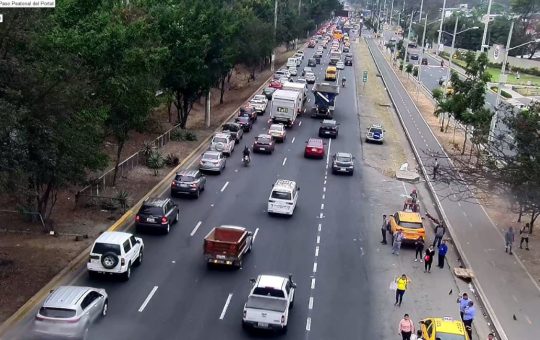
[341,77,346,87]
[242,145,251,163]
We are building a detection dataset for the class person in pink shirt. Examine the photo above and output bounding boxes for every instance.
[398,314,415,340]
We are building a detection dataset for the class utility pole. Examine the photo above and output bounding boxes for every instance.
[417,13,428,100]
[382,0,387,29]
[389,0,394,26]
[271,0,278,72]
[403,10,414,72]
[418,0,424,25]
[437,0,447,55]
[480,0,492,52]
[205,91,211,128]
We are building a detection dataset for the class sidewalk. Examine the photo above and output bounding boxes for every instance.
[368,36,540,340]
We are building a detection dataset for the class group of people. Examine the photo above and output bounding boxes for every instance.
[504,223,532,255]
[457,293,476,339]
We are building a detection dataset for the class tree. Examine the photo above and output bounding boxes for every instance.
[405,63,413,76]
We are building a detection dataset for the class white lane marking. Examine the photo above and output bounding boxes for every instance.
[321,203,325,210]
[190,221,202,237]
[318,223,321,232]
[462,211,467,217]
[525,314,532,325]
[323,187,326,192]
[512,294,518,303]
[319,212,324,218]
[457,202,462,207]
[311,278,316,289]
[171,260,176,264]
[252,228,259,243]
[306,317,312,331]
[309,296,314,309]
[324,180,327,185]
[317,235,320,244]
[282,157,287,166]
[313,262,317,273]
[138,286,159,312]
[219,293,233,320]
[322,194,325,200]
[315,246,319,257]
[360,247,365,256]
[401,182,408,195]
[220,181,229,192]
[299,121,302,126]
[292,137,296,144]
[326,138,332,164]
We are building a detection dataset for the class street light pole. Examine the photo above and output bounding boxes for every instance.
[480,0,492,52]
[403,10,414,72]
[271,0,278,72]
[389,0,394,26]
[418,0,424,25]
[416,13,429,99]
[444,16,459,97]
[437,0,447,55]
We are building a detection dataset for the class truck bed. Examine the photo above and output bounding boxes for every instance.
[312,83,340,94]
[204,226,248,259]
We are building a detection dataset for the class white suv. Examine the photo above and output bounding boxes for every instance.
[209,133,235,156]
[87,231,144,281]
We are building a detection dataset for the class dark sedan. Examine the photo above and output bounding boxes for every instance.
[238,105,257,123]
[318,119,339,139]
[252,134,275,154]
[235,116,253,132]
[331,152,355,175]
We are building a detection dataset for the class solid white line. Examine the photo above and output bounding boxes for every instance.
[315,246,319,257]
[401,181,408,195]
[306,317,311,331]
[525,315,532,325]
[308,296,314,309]
[326,138,332,164]
[292,137,296,144]
[252,228,259,243]
[190,221,202,237]
[321,203,324,210]
[138,286,158,312]
[317,235,320,244]
[219,293,233,320]
[313,262,317,273]
[311,278,316,289]
[220,181,229,192]
[282,157,287,166]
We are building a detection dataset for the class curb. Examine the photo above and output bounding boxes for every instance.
[366,38,505,340]
[0,68,277,337]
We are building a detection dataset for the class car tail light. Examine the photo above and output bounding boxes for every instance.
[171,180,177,187]
[286,202,294,205]
[135,215,140,222]
[161,216,168,224]
[281,315,285,324]
[121,258,125,266]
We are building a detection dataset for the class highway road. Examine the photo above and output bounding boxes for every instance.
[367,37,540,340]
[5,32,487,340]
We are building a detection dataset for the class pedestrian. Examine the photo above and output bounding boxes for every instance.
[438,240,448,268]
[457,293,470,320]
[463,301,476,339]
[424,246,435,272]
[410,189,418,204]
[487,333,495,340]
[433,223,446,248]
[519,223,530,250]
[398,313,415,340]
[414,236,424,262]
[505,227,515,255]
[394,274,411,306]
[433,158,440,179]
[392,230,404,255]
[381,214,389,244]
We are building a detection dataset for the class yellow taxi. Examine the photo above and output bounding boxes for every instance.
[389,211,425,243]
[420,317,470,340]
[325,66,337,81]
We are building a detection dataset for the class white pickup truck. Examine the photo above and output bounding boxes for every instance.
[242,274,296,333]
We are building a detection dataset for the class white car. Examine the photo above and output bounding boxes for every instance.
[268,123,286,142]
[267,179,299,215]
[336,61,345,70]
[87,231,144,280]
[305,72,316,84]
[289,67,298,76]
[209,133,235,156]
[250,95,268,114]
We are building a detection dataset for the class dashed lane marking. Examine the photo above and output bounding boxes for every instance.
[317,235,320,244]
[138,286,158,312]
[311,278,316,289]
[313,262,317,273]
[308,297,314,309]
[220,181,229,192]
[219,293,233,320]
[252,228,259,243]
[292,137,296,144]
[282,157,287,166]
[321,203,324,210]
[306,317,312,331]
[190,221,202,237]
[315,246,319,257]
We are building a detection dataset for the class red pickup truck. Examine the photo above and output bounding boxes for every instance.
[204,226,253,268]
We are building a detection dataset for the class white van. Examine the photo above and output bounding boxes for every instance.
[267,179,299,216]
[286,57,298,69]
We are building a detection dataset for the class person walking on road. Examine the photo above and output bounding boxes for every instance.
[457,293,470,320]
[437,240,448,268]
[463,301,476,339]
[381,214,389,244]
[414,236,424,262]
[392,230,404,255]
[424,246,435,272]
[505,227,515,255]
[433,158,440,179]
[398,314,415,340]
[394,274,411,306]
[519,223,530,250]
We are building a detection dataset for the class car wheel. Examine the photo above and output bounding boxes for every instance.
[174,211,179,223]
[282,325,288,334]
[194,189,200,199]
[101,252,119,269]
[247,240,253,253]
[136,249,143,265]
[102,299,109,317]
[236,259,243,269]
[123,264,131,281]
[164,223,170,234]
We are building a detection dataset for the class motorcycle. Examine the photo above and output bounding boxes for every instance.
[242,154,250,167]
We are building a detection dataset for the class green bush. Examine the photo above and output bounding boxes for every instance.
[165,153,180,167]
[170,128,184,141]
[399,62,404,71]
[500,90,512,98]
[170,128,197,142]
[405,63,413,74]
[413,66,419,77]
[146,151,164,175]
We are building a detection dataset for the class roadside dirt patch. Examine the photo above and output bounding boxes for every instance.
[0,46,297,324]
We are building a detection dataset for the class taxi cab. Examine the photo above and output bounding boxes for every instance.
[325,66,337,81]
[389,211,425,243]
[267,179,300,216]
[420,317,470,340]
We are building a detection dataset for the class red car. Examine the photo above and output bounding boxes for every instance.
[269,80,283,89]
[304,138,325,159]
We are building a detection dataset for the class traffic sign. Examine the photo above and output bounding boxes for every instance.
[363,71,368,82]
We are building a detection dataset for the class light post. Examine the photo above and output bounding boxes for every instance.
[480,0,492,52]
[271,0,278,72]
[416,15,441,99]
[437,0,447,55]
[402,10,414,73]
[389,0,394,26]
[418,0,424,26]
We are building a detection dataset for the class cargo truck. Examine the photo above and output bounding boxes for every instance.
[203,225,253,268]
[282,82,307,114]
[270,90,301,127]
[311,83,340,119]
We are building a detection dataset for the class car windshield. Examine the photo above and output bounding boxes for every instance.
[271,190,292,200]
[370,128,383,134]
[400,221,423,229]
[256,136,272,144]
[336,155,351,162]
[140,205,163,215]
[327,70,336,75]
[212,137,228,144]
[203,153,219,160]
[236,117,249,123]
[223,124,238,131]
[270,125,283,131]
[92,242,121,255]
[39,307,77,319]
[306,73,315,77]
[434,333,467,340]
[253,95,265,101]
[176,175,195,182]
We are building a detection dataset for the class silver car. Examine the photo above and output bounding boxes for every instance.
[33,286,108,339]
[199,150,226,173]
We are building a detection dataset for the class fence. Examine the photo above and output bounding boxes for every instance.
[76,123,181,200]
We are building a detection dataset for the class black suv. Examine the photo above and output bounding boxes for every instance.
[135,198,179,234]
[171,169,206,198]
[307,58,316,67]
[344,54,353,66]
[318,119,339,139]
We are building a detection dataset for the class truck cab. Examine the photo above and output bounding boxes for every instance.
[242,274,296,333]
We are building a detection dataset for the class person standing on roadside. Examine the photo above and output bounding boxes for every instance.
[433,223,446,248]
[394,274,411,307]
[414,236,424,262]
[437,240,448,268]
[433,158,440,179]
[424,246,435,273]
[398,314,415,340]
[381,214,389,244]
[463,301,476,339]
[505,227,515,255]
[457,293,470,320]
[392,230,404,255]
[520,223,530,250]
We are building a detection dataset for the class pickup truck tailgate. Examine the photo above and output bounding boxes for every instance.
[244,296,287,327]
